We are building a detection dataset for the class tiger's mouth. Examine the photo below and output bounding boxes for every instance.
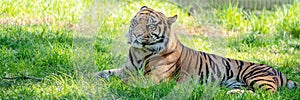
[135,39,149,46]
[130,38,153,48]
[130,37,166,53]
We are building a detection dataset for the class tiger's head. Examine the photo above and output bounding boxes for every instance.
[126,6,177,53]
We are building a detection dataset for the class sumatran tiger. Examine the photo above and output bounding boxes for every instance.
[95,6,297,93]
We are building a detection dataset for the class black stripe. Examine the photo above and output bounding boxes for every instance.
[273,77,279,86]
[236,60,244,81]
[173,62,182,80]
[249,67,272,77]
[243,66,270,80]
[162,25,167,36]
[137,60,142,64]
[156,12,164,21]
[222,58,232,79]
[152,33,160,39]
[249,78,274,87]
[153,12,165,28]
[144,54,164,74]
[238,61,245,69]
[162,45,185,73]
[279,72,283,86]
[240,63,255,83]
[202,52,207,60]
[145,38,164,46]
[205,64,209,83]
[224,59,232,78]
[221,58,229,65]
[226,63,231,79]
[258,83,275,90]
[199,72,204,84]
[143,9,153,13]
[245,72,272,80]
[176,47,189,69]
[221,75,226,85]
[229,70,233,79]
[157,26,161,36]
[207,55,216,73]
[144,53,155,67]
[133,19,138,26]
[151,17,156,23]
[194,51,199,71]
[198,54,203,75]
[225,60,231,70]
[149,15,156,21]
[144,69,151,75]
[272,69,277,76]
[227,58,231,61]
[210,73,216,81]
[171,46,186,80]
[161,49,174,57]
[147,47,155,52]
[144,53,154,60]
[212,54,217,59]
[213,56,221,77]
[156,20,162,25]
[265,88,273,91]
[164,36,168,47]
[235,60,239,66]
[186,49,192,71]
[129,49,138,72]
[226,82,239,88]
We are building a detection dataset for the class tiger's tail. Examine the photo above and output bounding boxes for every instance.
[287,79,297,89]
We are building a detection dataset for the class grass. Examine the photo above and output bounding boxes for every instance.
[0,0,299,99]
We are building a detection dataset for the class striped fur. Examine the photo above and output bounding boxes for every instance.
[95,6,297,93]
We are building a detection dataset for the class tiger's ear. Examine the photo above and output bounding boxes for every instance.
[140,6,148,10]
[167,15,177,25]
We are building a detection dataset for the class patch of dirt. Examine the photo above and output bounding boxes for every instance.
[173,24,228,37]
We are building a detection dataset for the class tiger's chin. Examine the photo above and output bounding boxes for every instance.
[129,39,166,54]
[130,40,150,49]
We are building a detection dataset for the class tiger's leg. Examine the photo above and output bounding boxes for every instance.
[95,67,133,80]
[225,81,254,94]
[95,68,124,79]
[245,76,277,93]
[225,81,247,89]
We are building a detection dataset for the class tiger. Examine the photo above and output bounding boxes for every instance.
[95,6,297,93]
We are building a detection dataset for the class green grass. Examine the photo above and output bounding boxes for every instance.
[1,0,299,99]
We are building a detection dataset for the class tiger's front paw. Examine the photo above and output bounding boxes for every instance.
[94,70,113,79]
[226,89,254,94]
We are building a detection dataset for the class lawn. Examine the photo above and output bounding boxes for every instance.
[0,0,299,99]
